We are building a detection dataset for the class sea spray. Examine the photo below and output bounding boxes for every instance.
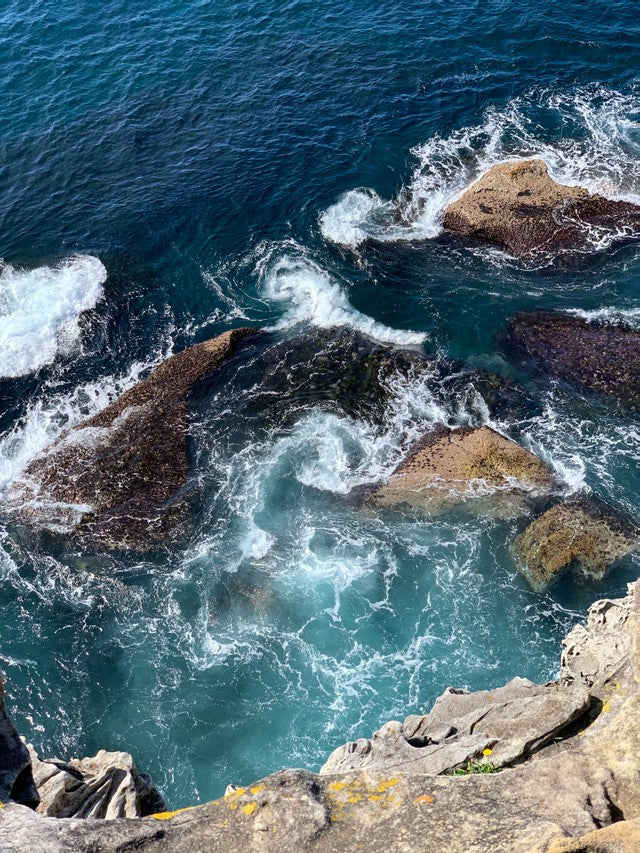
[0,256,107,377]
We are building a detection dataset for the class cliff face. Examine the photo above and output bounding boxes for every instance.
[1,583,639,852]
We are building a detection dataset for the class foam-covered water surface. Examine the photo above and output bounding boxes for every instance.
[0,0,639,811]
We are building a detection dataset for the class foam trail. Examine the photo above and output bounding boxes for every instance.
[566,306,640,329]
[257,246,426,345]
[320,85,640,248]
[0,255,107,377]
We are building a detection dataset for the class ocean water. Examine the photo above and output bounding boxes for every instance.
[0,0,639,808]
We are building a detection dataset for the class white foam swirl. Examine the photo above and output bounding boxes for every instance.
[257,244,426,345]
[0,255,107,377]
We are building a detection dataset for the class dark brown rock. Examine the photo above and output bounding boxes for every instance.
[499,311,640,408]
[7,328,259,550]
[443,159,640,260]
[0,673,38,809]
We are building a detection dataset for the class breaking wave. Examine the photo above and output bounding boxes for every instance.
[0,255,107,378]
[257,243,426,345]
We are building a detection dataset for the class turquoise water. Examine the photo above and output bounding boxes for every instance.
[0,0,639,807]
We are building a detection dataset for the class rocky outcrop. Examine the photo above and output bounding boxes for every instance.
[442,159,640,260]
[1,583,640,850]
[6,328,259,550]
[26,745,165,819]
[370,424,554,517]
[321,677,590,775]
[500,311,640,408]
[0,674,37,809]
[512,500,639,591]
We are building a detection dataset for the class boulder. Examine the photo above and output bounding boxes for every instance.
[370,424,554,517]
[511,499,639,591]
[6,328,259,550]
[0,674,38,808]
[499,311,640,408]
[233,327,435,426]
[27,745,165,819]
[442,158,640,260]
[320,677,590,775]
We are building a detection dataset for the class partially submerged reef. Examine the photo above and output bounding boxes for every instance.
[2,160,640,851]
[2,583,640,851]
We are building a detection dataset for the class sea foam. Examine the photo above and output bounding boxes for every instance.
[0,255,107,378]
[257,243,426,345]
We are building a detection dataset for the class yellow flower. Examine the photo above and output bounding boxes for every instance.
[482,748,493,756]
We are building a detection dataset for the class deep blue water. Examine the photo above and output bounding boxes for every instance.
[0,0,639,808]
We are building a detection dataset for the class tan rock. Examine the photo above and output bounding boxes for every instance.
[27,745,164,819]
[371,424,554,516]
[443,159,640,259]
[512,500,639,591]
[547,819,640,853]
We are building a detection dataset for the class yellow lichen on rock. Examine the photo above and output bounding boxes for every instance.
[150,806,195,821]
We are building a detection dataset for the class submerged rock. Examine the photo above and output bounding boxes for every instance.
[499,311,640,408]
[442,158,640,260]
[235,327,435,425]
[370,424,554,517]
[321,677,590,775]
[228,328,539,429]
[6,328,259,550]
[27,745,165,819]
[511,499,639,591]
[0,673,38,808]
[2,583,640,852]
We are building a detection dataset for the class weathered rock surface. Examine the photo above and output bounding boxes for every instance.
[500,311,640,408]
[26,745,165,819]
[321,677,590,775]
[512,499,639,590]
[3,585,639,851]
[6,328,259,550]
[442,158,640,260]
[0,674,37,809]
[370,424,554,517]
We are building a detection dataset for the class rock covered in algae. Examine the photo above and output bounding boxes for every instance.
[6,328,259,551]
[499,311,640,408]
[443,158,640,260]
[370,424,555,517]
[511,499,639,591]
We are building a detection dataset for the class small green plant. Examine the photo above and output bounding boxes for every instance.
[452,751,501,776]
[452,760,501,775]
